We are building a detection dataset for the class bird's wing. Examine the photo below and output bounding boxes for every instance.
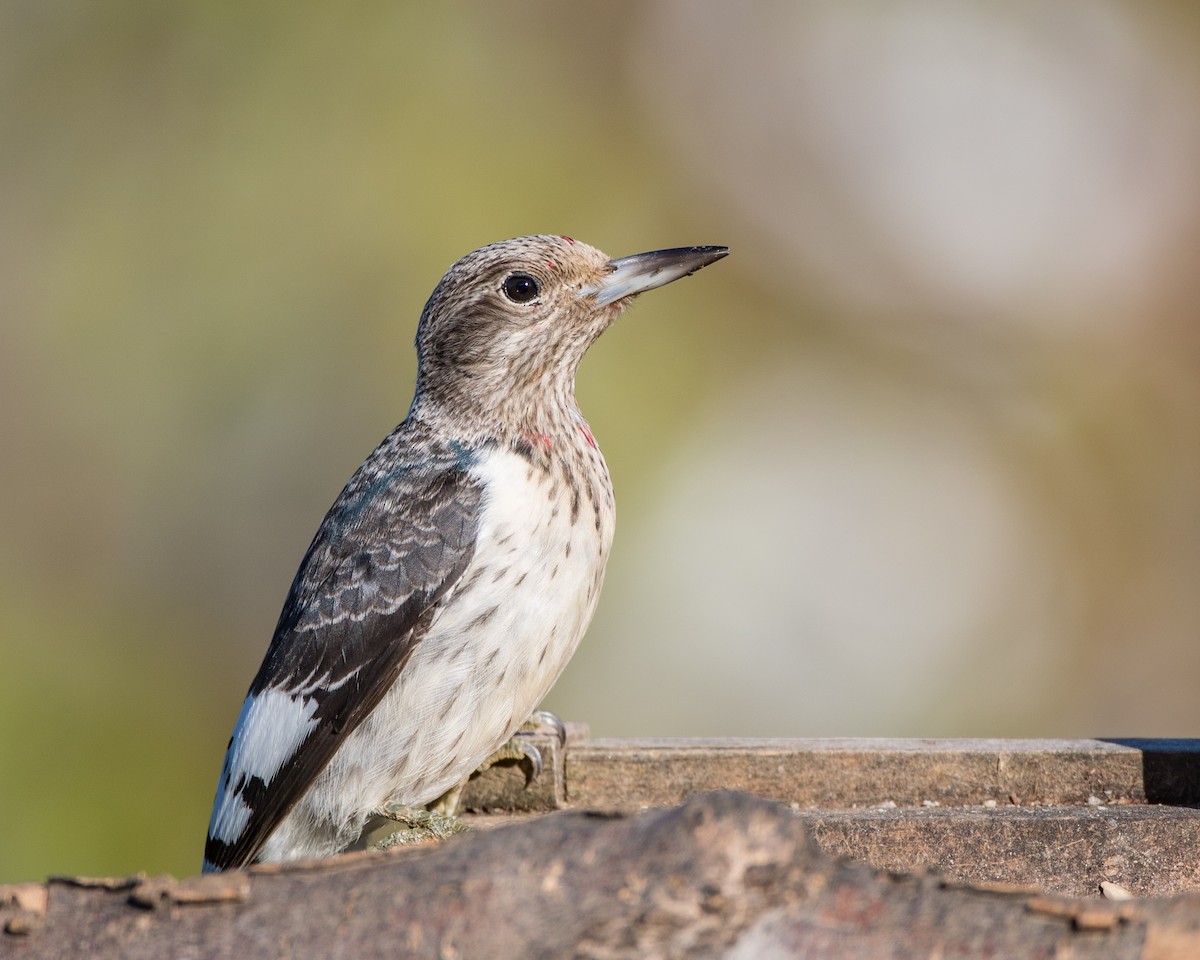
[204,428,483,871]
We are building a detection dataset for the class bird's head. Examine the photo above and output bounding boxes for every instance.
[412,235,727,434]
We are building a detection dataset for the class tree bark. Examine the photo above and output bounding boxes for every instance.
[4,792,1200,959]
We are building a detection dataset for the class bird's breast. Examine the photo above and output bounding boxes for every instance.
[319,439,615,816]
[456,438,616,669]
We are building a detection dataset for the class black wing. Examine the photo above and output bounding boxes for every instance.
[204,424,483,870]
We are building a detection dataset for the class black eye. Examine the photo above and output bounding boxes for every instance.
[501,273,540,303]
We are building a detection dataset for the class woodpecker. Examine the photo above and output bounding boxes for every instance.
[203,236,728,871]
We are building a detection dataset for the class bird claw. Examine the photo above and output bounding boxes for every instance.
[478,731,545,783]
[480,710,567,784]
[521,709,568,746]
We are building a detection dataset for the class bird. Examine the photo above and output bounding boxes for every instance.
[203,235,728,872]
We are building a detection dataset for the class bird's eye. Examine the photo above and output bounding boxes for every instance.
[501,273,540,304]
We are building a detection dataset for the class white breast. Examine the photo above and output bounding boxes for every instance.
[259,441,614,862]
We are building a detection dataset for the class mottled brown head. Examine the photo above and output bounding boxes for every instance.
[411,235,727,435]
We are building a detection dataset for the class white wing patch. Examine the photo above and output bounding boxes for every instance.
[206,689,321,845]
[207,790,253,846]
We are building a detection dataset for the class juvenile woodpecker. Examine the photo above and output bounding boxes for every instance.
[203,236,728,871]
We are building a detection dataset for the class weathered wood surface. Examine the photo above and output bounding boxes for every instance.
[461,735,1200,898]
[805,805,1200,899]
[5,792,1200,960]
[7,738,1200,957]
[562,737,1200,808]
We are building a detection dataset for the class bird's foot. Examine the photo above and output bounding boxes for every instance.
[368,801,470,850]
[372,711,568,846]
[476,710,567,786]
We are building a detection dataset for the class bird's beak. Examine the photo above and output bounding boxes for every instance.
[582,246,729,307]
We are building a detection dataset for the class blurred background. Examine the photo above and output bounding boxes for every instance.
[2,0,1198,882]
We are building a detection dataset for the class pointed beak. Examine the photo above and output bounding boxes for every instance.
[581,245,729,307]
